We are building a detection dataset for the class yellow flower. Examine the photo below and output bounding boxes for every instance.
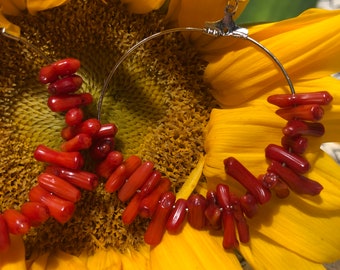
[1,0,340,270]
[0,0,68,36]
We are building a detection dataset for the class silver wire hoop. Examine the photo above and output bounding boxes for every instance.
[96,5,296,120]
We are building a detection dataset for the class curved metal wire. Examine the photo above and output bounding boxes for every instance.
[96,23,295,120]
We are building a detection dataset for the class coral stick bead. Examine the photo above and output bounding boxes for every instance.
[29,185,75,224]
[60,133,92,152]
[89,137,115,160]
[222,210,239,249]
[268,160,323,196]
[34,144,84,170]
[224,157,271,204]
[206,190,218,205]
[204,190,222,230]
[48,75,83,95]
[144,192,176,246]
[95,151,124,179]
[187,194,207,230]
[216,184,231,209]
[139,170,162,198]
[39,58,80,83]
[118,161,154,202]
[272,179,290,198]
[105,165,127,193]
[282,120,325,137]
[52,58,81,76]
[37,173,81,203]
[122,193,143,225]
[61,126,77,140]
[139,177,171,218]
[48,93,93,112]
[45,166,98,191]
[204,204,222,231]
[281,135,308,154]
[39,65,58,84]
[267,91,333,107]
[123,155,142,178]
[65,107,84,126]
[265,144,310,174]
[20,202,50,227]
[0,215,10,252]
[94,123,118,139]
[76,118,101,137]
[166,198,188,234]
[275,104,324,121]
[3,209,30,235]
[239,193,258,218]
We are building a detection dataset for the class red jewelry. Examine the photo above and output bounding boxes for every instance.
[0,1,333,252]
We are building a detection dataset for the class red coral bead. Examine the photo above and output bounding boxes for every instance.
[48,75,83,95]
[267,91,333,107]
[34,144,84,170]
[123,155,142,178]
[166,198,188,234]
[222,210,239,249]
[281,135,308,155]
[94,123,118,139]
[265,144,310,174]
[144,192,176,246]
[275,104,324,122]
[95,151,124,179]
[47,93,93,112]
[65,108,84,126]
[268,160,323,196]
[52,58,81,76]
[3,209,30,235]
[118,161,154,202]
[105,165,127,193]
[29,185,75,224]
[186,194,207,230]
[239,193,258,218]
[139,177,171,218]
[139,170,162,198]
[45,166,98,191]
[224,157,271,204]
[21,202,50,227]
[37,173,81,203]
[60,133,92,152]
[282,120,325,137]
[122,193,143,225]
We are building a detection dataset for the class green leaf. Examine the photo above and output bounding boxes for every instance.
[236,0,319,24]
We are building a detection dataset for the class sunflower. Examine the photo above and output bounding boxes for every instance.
[0,0,340,269]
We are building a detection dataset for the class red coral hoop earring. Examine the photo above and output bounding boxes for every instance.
[0,0,333,252]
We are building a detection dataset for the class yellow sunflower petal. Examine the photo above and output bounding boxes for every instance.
[0,0,26,15]
[119,245,150,270]
[0,235,26,270]
[203,9,340,106]
[26,0,69,15]
[120,0,166,14]
[150,223,242,270]
[251,197,340,263]
[0,12,20,37]
[84,249,122,269]
[27,253,49,270]
[45,250,88,270]
[240,230,326,270]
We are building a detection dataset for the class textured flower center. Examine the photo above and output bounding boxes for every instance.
[0,0,215,257]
